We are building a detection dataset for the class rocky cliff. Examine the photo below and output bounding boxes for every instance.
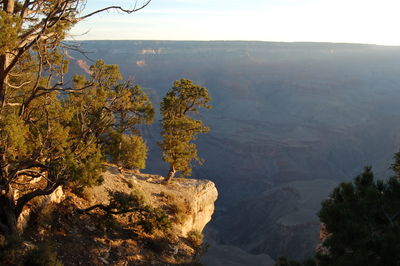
[83,167,218,237]
[13,166,218,265]
[177,179,218,236]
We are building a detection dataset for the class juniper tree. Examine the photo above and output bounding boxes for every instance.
[0,0,152,238]
[159,79,211,182]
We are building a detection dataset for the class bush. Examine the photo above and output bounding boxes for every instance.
[96,190,171,234]
[137,207,171,234]
[187,230,203,248]
[160,191,190,224]
[317,166,400,266]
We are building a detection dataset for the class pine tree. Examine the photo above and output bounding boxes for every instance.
[317,164,400,266]
[159,79,211,182]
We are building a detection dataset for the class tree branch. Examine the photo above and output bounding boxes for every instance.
[77,0,152,21]
[77,204,148,215]
[15,181,59,216]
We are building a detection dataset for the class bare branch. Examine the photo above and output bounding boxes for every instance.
[5,80,31,89]
[77,0,151,21]
[15,182,60,216]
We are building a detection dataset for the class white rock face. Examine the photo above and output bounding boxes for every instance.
[17,186,65,232]
[179,180,218,236]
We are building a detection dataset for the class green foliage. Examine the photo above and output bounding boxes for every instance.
[187,230,204,248]
[137,207,171,234]
[159,79,211,178]
[108,190,147,212]
[60,148,105,191]
[69,60,153,171]
[0,11,21,55]
[103,131,148,169]
[0,56,154,229]
[317,165,400,266]
[0,113,29,159]
[106,190,171,234]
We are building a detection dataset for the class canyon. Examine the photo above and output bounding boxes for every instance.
[68,41,400,261]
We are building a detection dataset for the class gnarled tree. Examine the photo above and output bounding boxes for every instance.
[159,79,211,182]
[0,0,152,238]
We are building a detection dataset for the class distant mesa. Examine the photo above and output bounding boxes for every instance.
[76,59,92,74]
[136,60,146,67]
[141,48,162,55]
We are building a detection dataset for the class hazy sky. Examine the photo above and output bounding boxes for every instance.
[70,0,400,45]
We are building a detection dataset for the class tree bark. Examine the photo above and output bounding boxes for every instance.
[165,165,176,183]
[4,0,15,13]
[0,195,19,238]
[0,54,10,111]
[0,0,14,111]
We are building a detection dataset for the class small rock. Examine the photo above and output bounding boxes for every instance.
[98,257,109,265]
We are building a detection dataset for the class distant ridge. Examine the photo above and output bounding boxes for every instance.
[68,39,400,47]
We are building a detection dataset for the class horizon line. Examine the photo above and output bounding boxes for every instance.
[65,39,400,47]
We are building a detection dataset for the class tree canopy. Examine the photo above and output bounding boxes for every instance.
[317,161,400,266]
[159,79,211,181]
[0,0,153,238]
[273,154,400,266]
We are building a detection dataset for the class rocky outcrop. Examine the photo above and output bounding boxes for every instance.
[177,179,218,236]
[16,167,218,238]
[18,186,65,232]
[82,167,218,237]
[315,223,331,255]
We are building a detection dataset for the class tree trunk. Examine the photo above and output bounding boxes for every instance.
[0,54,9,111]
[0,0,15,111]
[165,165,176,183]
[0,195,19,239]
[4,0,15,13]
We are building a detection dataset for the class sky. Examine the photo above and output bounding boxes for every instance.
[70,0,400,45]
